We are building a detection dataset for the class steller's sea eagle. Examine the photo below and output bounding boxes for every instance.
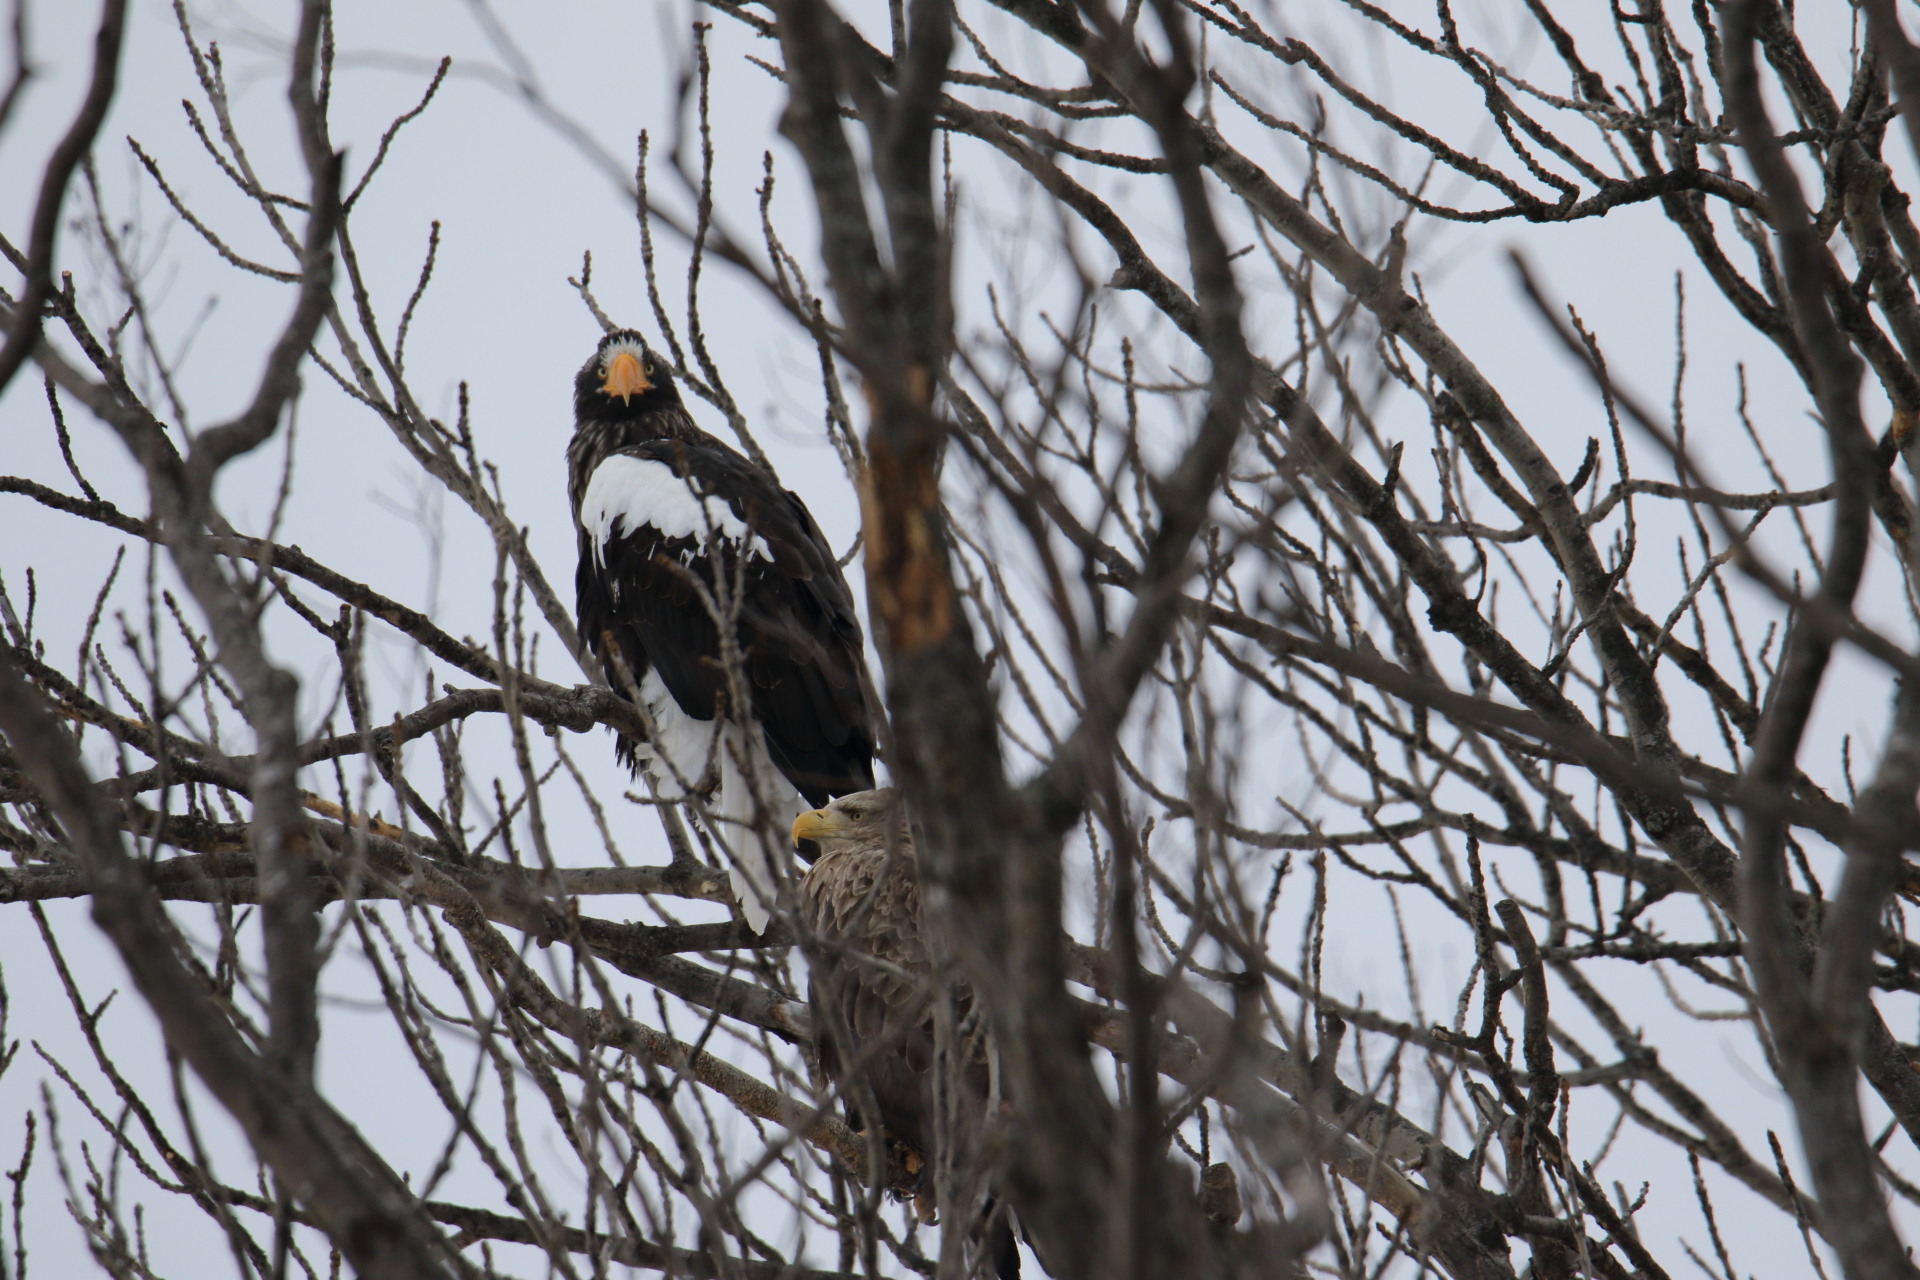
[792,788,1021,1279]
[568,329,877,932]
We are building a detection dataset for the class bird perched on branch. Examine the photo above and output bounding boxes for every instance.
[568,329,877,932]
[792,788,1022,1279]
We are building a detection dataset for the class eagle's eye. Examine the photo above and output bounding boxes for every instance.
[843,807,864,821]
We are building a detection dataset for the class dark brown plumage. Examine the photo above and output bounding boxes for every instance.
[567,329,876,803]
[792,789,1020,1279]
[567,329,878,931]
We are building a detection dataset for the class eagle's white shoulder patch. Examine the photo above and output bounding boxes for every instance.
[580,454,772,563]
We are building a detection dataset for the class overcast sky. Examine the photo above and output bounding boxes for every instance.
[0,0,1902,1275]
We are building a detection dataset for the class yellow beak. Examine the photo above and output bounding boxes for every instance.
[602,350,650,403]
[792,808,845,844]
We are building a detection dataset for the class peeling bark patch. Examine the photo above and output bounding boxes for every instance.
[859,426,952,656]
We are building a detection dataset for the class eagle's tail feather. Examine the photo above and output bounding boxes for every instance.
[714,723,800,935]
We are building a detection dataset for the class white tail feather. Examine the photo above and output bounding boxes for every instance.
[628,668,801,934]
[713,724,802,934]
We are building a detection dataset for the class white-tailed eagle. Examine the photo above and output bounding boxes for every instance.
[792,788,1020,1279]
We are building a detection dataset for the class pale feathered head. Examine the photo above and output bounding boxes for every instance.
[791,788,906,860]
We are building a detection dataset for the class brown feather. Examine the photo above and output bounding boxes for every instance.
[795,789,1022,1279]
[798,791,943,1150]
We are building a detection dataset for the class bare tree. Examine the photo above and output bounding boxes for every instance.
[1,0,1915,1277]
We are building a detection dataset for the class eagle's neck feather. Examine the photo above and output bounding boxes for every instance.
[566,406,716,515]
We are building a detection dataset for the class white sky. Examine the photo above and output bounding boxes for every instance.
[0,0,1901,1276]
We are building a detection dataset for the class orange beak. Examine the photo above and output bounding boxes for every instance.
[602,350,650,403]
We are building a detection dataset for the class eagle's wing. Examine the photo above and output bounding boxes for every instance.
[576,438,874,804]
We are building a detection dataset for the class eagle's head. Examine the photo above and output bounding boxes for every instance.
[791,788,906,862]
[573,329,683,424]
